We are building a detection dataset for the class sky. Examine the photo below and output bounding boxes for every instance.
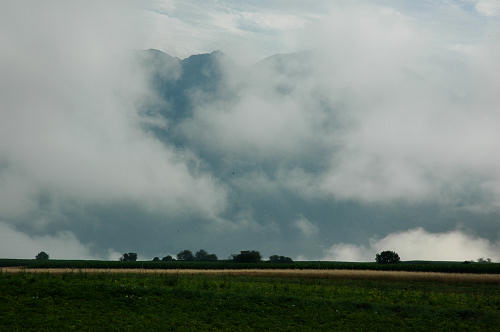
[1,0,500,261]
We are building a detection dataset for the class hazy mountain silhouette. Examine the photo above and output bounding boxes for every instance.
[139,49,231,124]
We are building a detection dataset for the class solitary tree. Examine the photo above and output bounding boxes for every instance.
[35,251,49,260]
[269,255,293,263]
[177,250,194,261]
[120,252,138,262]
[375,251,400,264]
[232,250,261,263]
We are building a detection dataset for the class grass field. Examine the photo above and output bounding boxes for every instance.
[1,271,500,331]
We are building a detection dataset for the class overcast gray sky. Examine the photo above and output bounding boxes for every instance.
[1,0,500,261]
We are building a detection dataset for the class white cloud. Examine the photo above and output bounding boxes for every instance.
[182,92,315,160]
[294,217,319,237]
[323,228,500,262]
[474,0,500,16]
[0,222,99,259]
[143,0,321,63]
[323,243,371,262]
[2,0,500,258]
[0,1,226,222]
[178,2,500,212]
[303,4,497,204]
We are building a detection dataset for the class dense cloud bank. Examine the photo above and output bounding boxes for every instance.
[322,228,500,262]
[1,1,499,260]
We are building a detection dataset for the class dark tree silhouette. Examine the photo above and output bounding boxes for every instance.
[35,251,49,260]
[233,250,261,263]
[152,257,160,262]
[195,249,218,261]
[195,249,208,261]
[205,254,218,261]
[375,251,400,264]
[177,250,194,261]
[120,252,138,262]
[269,255,293,263]
[162,255,175,262]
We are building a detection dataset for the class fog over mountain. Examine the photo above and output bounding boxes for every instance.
[1,1,500,261]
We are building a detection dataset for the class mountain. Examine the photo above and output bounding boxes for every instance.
[139,49,315,124]
[139,49,230,124]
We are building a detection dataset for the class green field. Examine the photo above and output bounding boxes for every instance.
[1,272,500,331]
[2,258,500,274]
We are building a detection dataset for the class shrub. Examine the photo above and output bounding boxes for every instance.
[375,251,400,264]
[205,254,218,261]
[162,255,175,262]
[35,251,49,260]
[233,250,261,263]
[120,253,137,262]
[195,249,218,261]
[477,258,492,263]
[269,255,293,263]
[177,250,194,261]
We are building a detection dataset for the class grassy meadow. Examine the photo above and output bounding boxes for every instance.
[1,271,500,331]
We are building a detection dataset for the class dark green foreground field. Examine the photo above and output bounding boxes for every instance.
[1,272,500,331]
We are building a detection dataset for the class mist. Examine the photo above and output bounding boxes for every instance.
[1,0,499,261]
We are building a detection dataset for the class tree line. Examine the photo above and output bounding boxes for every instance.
[33,250,494,264]
[36,249,397,264]
[120,249,293,263]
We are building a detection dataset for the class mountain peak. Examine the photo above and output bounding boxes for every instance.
[142,49,178,61]
[183,50,225,62]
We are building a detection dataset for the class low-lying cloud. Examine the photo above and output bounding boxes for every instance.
[0,222,101,259]
[183,1,500,211]
[1,1,500,259]
[323,228,500,262]
[0,2,226,225]
[294,217,319,238]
